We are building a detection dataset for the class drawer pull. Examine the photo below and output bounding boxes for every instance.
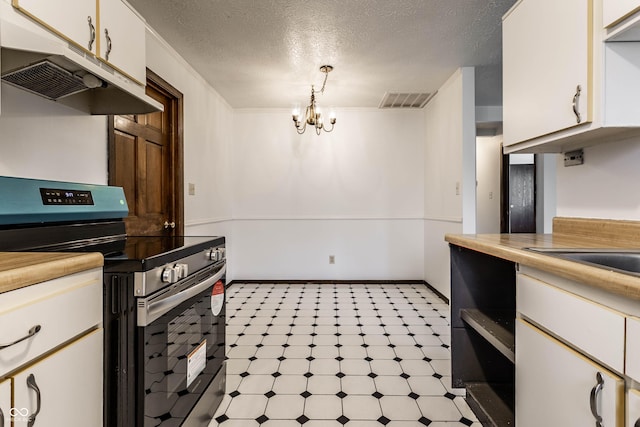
[0,325,41,351]
[589,372,604,427]
[26,374,41,427]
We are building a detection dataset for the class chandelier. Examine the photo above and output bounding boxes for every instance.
[292,65,336,135]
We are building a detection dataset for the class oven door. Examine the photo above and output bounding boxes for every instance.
[136,262,226,427]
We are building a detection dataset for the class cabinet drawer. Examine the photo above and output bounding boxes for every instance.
[517,272,625,372]
[0,268,102,376]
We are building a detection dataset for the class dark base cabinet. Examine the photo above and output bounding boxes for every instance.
[450,245,516,426]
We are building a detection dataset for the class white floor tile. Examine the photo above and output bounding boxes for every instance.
[305,395,343,419]
[264,394,305,419]
[378,396,422,420]
[342,395,382,420]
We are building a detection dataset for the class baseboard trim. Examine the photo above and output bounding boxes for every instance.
[228,279,449,304]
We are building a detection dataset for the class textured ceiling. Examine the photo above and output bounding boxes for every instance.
[127,0,516,108]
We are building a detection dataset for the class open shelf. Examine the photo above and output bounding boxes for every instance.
[465,382,514,427]
[460,309,515,363]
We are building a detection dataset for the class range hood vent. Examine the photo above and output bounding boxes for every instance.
[378,92,435,109]
[2,60,90,100]
[0,6,162,115]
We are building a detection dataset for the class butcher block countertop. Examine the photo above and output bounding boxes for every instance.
[0,252,103,294]
[445,217,640,301]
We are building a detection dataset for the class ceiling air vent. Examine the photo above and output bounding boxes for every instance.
[378,92,435,109]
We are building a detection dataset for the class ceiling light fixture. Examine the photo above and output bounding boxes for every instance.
[292,65,336,135]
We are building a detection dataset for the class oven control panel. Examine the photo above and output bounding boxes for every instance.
[40,188,94,205]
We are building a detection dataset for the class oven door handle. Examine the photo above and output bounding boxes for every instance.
[137,263,226,327]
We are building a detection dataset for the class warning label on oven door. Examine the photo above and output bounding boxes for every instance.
[211,280,224,316]
[187,339,207,388]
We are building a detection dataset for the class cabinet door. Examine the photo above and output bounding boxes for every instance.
[99,0,146,84]
[516,319,623,427]
[604,0,640,28]
[0,378,10,427]
[12,0,97,54]
[12,329,102,427]
[628,389,640,427]
[503,0,591,147]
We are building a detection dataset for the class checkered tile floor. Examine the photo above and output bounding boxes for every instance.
[208,283,480,426]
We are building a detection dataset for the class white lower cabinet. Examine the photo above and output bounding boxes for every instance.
[628,389,640,427]
[11,329,102,427]
[0,378,10,427]
[516,319,624,426]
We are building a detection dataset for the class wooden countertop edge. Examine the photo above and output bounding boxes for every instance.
[445,234,640,301]
[0,252,104,294]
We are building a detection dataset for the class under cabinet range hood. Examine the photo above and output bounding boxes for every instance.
[0,6,163,115]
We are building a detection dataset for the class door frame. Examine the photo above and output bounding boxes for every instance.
[108,68,184,235]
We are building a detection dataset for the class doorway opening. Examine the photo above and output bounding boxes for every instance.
[501,153,536,233]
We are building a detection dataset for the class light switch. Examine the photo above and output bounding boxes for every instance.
[188,183,196,196]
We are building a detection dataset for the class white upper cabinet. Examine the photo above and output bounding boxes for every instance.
[98,0,146,84]
[12,0,98,54]
[604,0,640,28]
[503,0,640,153]
[503,0,590,152]
[12,0,147,85]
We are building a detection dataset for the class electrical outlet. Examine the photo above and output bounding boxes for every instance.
[329,255,335,264]
[188,183,196,196]
[455,182,460,195]
[489,191,493,199]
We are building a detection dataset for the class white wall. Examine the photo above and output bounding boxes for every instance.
[424,67,476,298]
[0,84,108,184]
[556,138,640,220]
[476,135,502,233]
[231,108,425,280]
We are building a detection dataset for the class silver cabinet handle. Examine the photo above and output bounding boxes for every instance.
[164,221,176,229]
[589,371,604,427]
[87,16,96,51]
[26,374,41,427]
[572,85,582,124]
[0,325,41,350]
[104,28,112,61]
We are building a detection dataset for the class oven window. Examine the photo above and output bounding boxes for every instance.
[140,282,225,426]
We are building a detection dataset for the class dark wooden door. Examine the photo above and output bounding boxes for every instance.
[108,71,183,236]
[509,164,536,233]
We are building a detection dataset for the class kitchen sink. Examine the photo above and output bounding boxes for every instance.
[527,248,640,276]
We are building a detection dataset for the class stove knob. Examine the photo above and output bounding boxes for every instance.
[161,266,179,283]
[206,249,219,261]
[218,247,226,260]
[175,263,189,279]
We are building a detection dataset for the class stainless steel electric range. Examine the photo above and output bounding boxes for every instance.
[0,176,227,427]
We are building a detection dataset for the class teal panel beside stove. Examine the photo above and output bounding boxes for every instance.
[0,176,128,225]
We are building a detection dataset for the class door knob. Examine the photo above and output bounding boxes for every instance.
[163,221,176,229]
